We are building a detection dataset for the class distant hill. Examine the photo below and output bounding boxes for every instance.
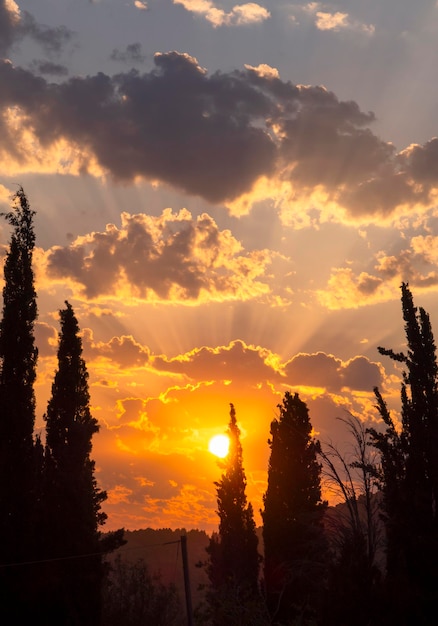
[106,498,386,614]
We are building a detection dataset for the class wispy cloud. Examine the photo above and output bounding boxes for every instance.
[29,59,69,76]
[302,2,375,36]
[110,42,147,64]
[0,0,73,56]
[317,228,438,310]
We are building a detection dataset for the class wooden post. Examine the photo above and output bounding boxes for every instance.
[181,533,194,626]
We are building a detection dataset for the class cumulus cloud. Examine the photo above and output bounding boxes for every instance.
[82,329,151,367]
[173,1,270,27]
[2,50,438,219]
[154,339,282,382]
[153,341,383,393]
[314,10,348,31]
[44,209,273,303]
[284,351,383,392]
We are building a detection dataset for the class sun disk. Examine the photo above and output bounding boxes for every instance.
[208,434,230,458]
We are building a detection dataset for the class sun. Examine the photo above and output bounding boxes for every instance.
[208,434,230,458]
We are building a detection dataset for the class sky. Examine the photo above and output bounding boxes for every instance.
[1,0,438,533]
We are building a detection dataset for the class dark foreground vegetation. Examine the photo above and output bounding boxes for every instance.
[1,190,438,625]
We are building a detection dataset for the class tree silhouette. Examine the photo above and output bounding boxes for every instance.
[262,391,327,624]
[369,283,438,624]
[319,414,381,626]
[102,555,182,626]
[204,404,262,625]
[41,302,118,625]
[0,188,39,618]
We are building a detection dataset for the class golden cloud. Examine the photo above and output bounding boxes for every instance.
[173,1,270,28]
[43,209,274,304]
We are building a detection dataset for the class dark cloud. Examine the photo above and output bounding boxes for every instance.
[403,138,438,184]
[110,43,147,65]
[82,330,151,368]
[34,321,57,358]
[357,273,382,295]
[285,352,341,390]
[154,339,280,383]
[153,342,382,392]
[19,11,72,55]
[2,49,438,215]
[373,239,438,289]
[285,351,382,392]
[0,1,73,56]
[29,59,69,76]
[341,356,382,391]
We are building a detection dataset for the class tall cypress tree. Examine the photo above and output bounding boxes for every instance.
[369,283,438,623]
[262,391,327,624]
[42,302,109,625]
[205,404,261,625]
[0,188,38,616]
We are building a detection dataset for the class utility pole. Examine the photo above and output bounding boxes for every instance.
[181,533,193,626]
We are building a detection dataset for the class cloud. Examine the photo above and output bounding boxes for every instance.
[134,1,148,9]
[110,43,147,64]
[29,60,69,76]
[0,1,73,56]
[153,341,383,393]
[230,2,270,26]
[0,0,21,54]
[284,352,383,392]
[244,62,279,79]
[2,51,438,219]
[173,1,270,27]
[317,268,389,310]
[302,2,375,36]
[34,321,58,358]
[315,10,348,31]
[154,339,283,383]
[317,227,438,310]
[82,329,151,367]
[44,209,273,303]
[18,12,73,55]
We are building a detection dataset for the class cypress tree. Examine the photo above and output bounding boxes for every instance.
[262,391,327,624]
[42,302,110,625]
[204,404,262,624]
[0,188,38,617]
[369,283,438,623]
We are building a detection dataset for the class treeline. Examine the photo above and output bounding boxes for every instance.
[0,190,124,624]
[199,283,438,625]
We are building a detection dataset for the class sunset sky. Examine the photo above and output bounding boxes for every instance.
[1,0,438,532]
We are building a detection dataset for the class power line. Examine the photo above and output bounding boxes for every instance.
[0,538,183,569]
